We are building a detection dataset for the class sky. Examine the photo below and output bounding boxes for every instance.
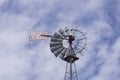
[0,0,120,80]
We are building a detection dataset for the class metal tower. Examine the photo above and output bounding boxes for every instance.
[63,35,79,80]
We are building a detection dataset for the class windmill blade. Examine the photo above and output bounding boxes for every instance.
[65,27,74,35]
[59,48,67,59]
[50,45,63,51]
[50,45,63,52]
[59,28,67,37]
[53,47,64,57]
[65,27,70,35]
[74,43,87,55]
[50,42,62,46]
[71,29,76,36]
[54,32,63,38]
[51,37,63,42]
[76,48,85,56]
[65,27,69,31]
[78,37,86,41]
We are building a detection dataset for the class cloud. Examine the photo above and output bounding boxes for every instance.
[0,0,8,6]
[0,0,119,80]
[90,36,120,80]
[0,55,30,80]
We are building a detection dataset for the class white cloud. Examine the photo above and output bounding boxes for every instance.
[0,54,30,80]
[0,0,8,6]
[90,37,120,80]
[0,0,119,80]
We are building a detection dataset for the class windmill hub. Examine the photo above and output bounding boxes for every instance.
[69,35,75,44]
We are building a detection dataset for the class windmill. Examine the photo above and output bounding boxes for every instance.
[29,27,87,80]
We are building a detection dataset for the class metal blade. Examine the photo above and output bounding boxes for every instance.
[59,29,67,37]
[53,47,64,57]
[50,42,62,46]
[50,44,63,51]
[54,32,63,38]
[77,47,85,53]
[59,48,67,59]
[71,29,76,36]
[65,27,69,35]
[75,43,87,54]
[50,45,63,52]
[51,37,63,42]
[65,27,69,32]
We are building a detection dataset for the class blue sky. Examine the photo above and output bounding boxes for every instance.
[0,0,120,80]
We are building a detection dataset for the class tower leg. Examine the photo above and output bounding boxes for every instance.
[70,61,72,80]
[64,62,78,80]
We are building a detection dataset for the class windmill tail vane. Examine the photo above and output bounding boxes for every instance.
[29,30,52,40]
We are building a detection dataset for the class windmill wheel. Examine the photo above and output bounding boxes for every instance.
[50,27,87,60]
